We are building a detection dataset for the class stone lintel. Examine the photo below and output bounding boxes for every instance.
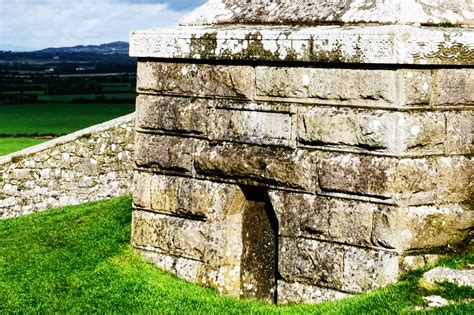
[130,25,474,65]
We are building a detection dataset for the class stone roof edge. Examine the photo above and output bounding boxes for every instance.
[0,113,135,166]
[129,25,474,66]
[179,0,474,28]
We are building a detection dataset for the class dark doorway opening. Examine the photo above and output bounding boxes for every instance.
[240,186,279,303]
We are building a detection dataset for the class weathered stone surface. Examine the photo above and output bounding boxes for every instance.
[181,0,474,27]
[420,267,474,290]
[269,191,375,247]
[133,171,152,209]
[140,249,204,283]
[277,280,349,305]
[435,156,473,204]
[134,133,199,174]
[137,62,254,99]
[136,95,208,134]
[137,95,297,147]
[400,70,433,105]
[279,237,344,288]
[131,0,474,305]
[328,199,375,247]
[394,158,437,204]
[137,174,244,221]
[399,254,446,273]
[299,107,445,154]
[432,69,474,106]
[256,67,398,106]
[400,255,428,273]
[131,25,474,65]
[195,142,317,191]
[423,295,450,308]
[319,152,398,198]
[268,191,322,237]
[446,111,473,154]
[0,115,134,219]
[132,211,208,260]
[209,106,295,147]
[373,204,474,252]
[319,153,473,205]
[280,237,399,293]
[342,246,399,293]
[199,265,243,297]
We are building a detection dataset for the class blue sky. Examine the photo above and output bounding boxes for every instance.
[0,0,206,51]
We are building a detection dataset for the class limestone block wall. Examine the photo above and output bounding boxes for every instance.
[131,60,473,303]
[0,114,135,219]
[130,1,473,304]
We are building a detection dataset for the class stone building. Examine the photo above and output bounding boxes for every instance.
[130,0,473,304]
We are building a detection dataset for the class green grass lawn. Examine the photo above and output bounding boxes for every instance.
[0,103,134,136]
[0,138,47,156]
[0,196,472,314]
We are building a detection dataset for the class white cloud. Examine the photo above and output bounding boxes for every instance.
[0,0,198,50]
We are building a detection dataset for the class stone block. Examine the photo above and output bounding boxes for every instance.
[372,204,473,252]
[446,111,473,154]
[132,210,208,261]
[136,95,208,134]
[299,107,445,154]
[319,153,472,205]
[277,280,349,305]
[209,106,295,147]
[150,175,180,215]
[319,152,398,198]
[279,237,344,288]
[194,142,318,191]
[269,191,376,246]
[432,69,474,106]
[327,198,375,247]
[137,62,255,99]
[435,156,473,204]
[420,267,474,290]
[399,70,433,105]
[342,247,399,293]
[268,191,323,237]
[199,265,242,297]
[10,169,33,181]
[148,175,244,221]
[140,249,204,283]
[256,67,398,106]
[398,112,445,153]
[132,171,152,209]
[280,237,398,293]
[394,158,437,204]
[134,133,199,174]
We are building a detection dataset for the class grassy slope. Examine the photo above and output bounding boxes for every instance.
[0,138,46,156]
[0,103,134,136]
[0,196,472,314]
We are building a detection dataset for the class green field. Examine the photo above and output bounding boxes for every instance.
[38,93,136,102]
[0,103,134,136]
[0,196,472,314]
[0,138,47,156]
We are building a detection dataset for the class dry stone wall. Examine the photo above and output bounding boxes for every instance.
[130,0,473,305]
[0,114,135,219]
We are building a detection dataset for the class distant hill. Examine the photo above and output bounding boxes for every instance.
[0,41,135,73]
[36,42,129,55]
